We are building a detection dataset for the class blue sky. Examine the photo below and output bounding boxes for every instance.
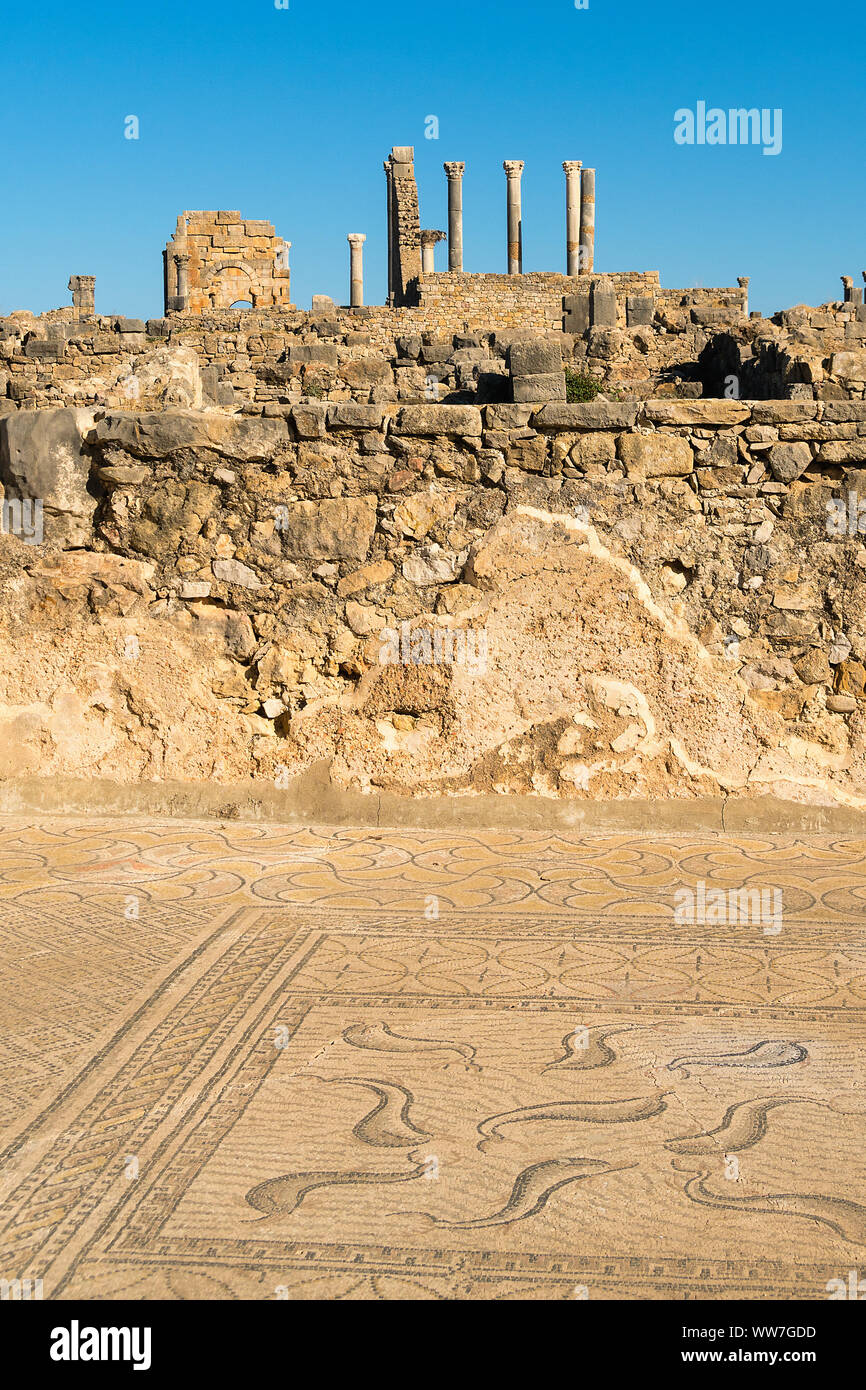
[1,0,862,319]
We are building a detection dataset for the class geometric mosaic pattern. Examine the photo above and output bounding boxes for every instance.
[1,818,864,1299]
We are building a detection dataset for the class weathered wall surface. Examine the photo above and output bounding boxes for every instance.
[2,400,866,816]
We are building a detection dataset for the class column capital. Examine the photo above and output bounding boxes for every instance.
[420,229,446,246]
[563,160,583,174]
[174,252,190,265]
[503,160,525,177]
[444,161,465,179]
[347,233,367,246]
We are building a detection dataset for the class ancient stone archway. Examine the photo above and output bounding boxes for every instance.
[202,260,258,310]
[163,211,292,314]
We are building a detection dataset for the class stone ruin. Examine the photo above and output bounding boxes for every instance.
[3,141,866,822]
[163,211,292,314]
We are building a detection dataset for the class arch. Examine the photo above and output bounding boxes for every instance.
[200,259,261,310]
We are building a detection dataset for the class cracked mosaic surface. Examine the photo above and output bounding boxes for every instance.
[0,817,864,1299]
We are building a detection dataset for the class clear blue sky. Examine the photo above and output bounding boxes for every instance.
[1,0,862,320]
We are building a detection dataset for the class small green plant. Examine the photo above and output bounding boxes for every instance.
[564,368,603,403]
[303,381,325,399]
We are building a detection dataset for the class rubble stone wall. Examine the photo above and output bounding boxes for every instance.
[2,400,866,815]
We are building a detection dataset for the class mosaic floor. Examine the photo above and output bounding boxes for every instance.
[0,818,864,1300]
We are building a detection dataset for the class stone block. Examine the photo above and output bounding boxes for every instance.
[327,403,390,431]
[643,400,751,426]
[395,405,483,437]
[512,373,567,403]
[563,292,591,335]
[767,441,813,483]
[0,407,97,545]
[750,401,819,424]
[618,433,693,479]
[626,295,654,327]
[508,340,563,377]
[277,498,377,563]
[590,277,618,328]
[291,403,329,439]
[93,410,288,461]
[532,402,638,431]
[483,405,535,430]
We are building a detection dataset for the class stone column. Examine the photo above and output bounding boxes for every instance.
[563,161,582,276]
[504,160,524,275]
[420,229,445,273]
[444,161,465,272]
[579,167,595,274]
[384,161,394,305]
[174,253,190,309]
[68,274,96,318]
[842,275,854,303]
[348,234,366,307]
[737,276,750,315]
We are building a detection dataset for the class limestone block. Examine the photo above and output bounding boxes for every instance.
[0,407,96,545]
[93,411,288,462]
[751,401,819,424]
[830,352,866,383]
[512,373,567,403]
[643,400,751,426]
[767,441,812,483]
[626,295,654,327]
[291,403,329,438]
[402,545,462,585]
[340,358,393,388]
[212,559,263,590]
[395,405,483,437]
[284,345,338,366]
[277,498,377,563]
[508,340,563,377]
[590,278,618,328]
[618,432,693,479]
[327,403,390,431]
[532,402,637,431]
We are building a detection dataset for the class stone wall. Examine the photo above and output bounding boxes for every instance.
[2,399,866,813]
[407,271,661,332]
[4,286,866,418]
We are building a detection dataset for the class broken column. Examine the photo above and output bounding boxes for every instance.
[174,253,190,310]
[504,160,524,275]
[444,161,465,272]
[842,275,854,303]
[579,167,595,273]
[419,229,445,273]
[737,276,750,315]
[68,275,96,319]
[563,161,582,276]
[348,234,366,307]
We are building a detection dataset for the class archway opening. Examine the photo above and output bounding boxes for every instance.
[230,300,254,310]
